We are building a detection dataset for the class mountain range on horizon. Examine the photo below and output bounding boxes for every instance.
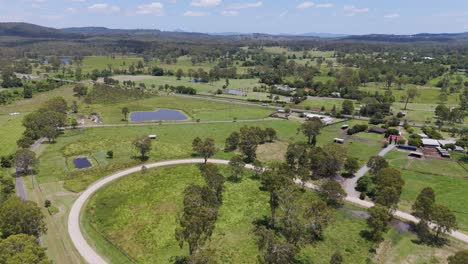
[0,22,467,42]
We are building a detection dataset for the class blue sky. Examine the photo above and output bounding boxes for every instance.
[1,0,467,34]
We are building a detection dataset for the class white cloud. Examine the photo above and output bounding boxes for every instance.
[136,2,164,15]
[88,3,120,13]
[316,3,334,8]
[191,0,221,7]
[384,13,400,19]
[184,10,209,16]
[221,10,239,16]
[66,7,78,14]
[344,5,369,14]
[226,1,263,10]
[344,5,368,16]
[297,2,314,9]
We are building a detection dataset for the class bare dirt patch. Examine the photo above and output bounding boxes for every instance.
[256,141,289,163]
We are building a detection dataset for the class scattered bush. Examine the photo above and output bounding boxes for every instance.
[347,124,368,135]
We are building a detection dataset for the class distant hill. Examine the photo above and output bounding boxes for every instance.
[344,32,468,42]
[1,22,467,43]
[0,22,81,39]
[61,27,163,36]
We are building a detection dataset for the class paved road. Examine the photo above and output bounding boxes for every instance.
[68,159,255,264]
[69,158,468,264]
[15,138,45,200]
[342,144,396,197]
[299,181,468,244]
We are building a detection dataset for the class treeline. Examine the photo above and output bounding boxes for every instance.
[18,97,68,148]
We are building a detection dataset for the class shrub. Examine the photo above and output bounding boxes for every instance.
[347,124,368,135]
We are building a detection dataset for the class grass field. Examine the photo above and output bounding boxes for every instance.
[104,75,263,95]
[84,164,468,264]
[35,117,384,192]
[84,164,376,263]
[35,120,302,192]
[299,97,355,111]
[0,85,77,156]
[360,82,461,105]
[81,95,274,123]
[385,150,468,231]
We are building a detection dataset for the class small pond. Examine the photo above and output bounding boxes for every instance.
[74,157,92,169]
[130,109,188,122]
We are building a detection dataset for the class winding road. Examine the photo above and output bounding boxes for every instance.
[342,144,396,197]
[69,158,468,264]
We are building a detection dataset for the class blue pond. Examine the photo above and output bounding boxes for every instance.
[130,109,188,122]
[74,157,92,169]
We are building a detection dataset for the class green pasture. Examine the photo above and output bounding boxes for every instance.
[385,150,468,231]
[82,95,274,123]
[84,164,375,263]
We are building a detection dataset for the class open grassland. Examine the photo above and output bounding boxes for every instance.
[0,115,24,156]
[36,118,383,192]
[299,97,354,111]
[360,82,461,105]
[80,56,144,74]
[385,150,468,231]
[84,165,375,263]
[0,85,76,156]
[82,95,274,123]
[84,164,467,264]
[63,56,251,76]
[105,75,262,94]
[376,227,468,264]
[36,120,301,191]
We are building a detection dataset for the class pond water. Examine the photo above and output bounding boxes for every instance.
[130,109,188,122]
[74,157,92,169]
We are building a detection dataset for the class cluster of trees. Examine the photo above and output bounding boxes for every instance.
[435,104,466,127]
[355,156,405,242]
[175,164,225,262]
[252,155,350,263]
[84,83,147,104]
[347,124,368,135]
[285,142,349,182]
[0,195,50,263]
[224,126,277,162]
[412,187,458,245]
[18,97,68,148]
[1,68,22,88]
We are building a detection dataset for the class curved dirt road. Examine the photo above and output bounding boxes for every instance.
[69,159,468,264]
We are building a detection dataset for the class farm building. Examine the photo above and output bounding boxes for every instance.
[436,147,451,158]
[274,85,297,92]
[397,145,418,151]
[418,133,429,139]
[341,124,349,129]
[388,135,404,143]
[409,152,424,158]
[305,114,334,124]
[422,138,440,148]
[369,127,387,134]
[438,140,456,147]
[149,135,157,139]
